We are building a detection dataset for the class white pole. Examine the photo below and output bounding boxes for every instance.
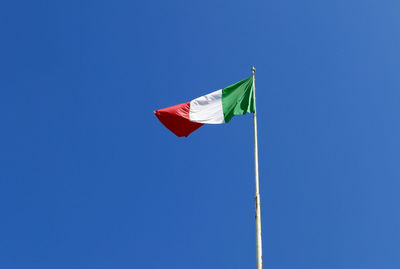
[252,66,263,269]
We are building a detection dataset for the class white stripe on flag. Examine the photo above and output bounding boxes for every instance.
[189,89,225,124]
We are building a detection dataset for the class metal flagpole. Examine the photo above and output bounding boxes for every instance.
[252,66,263,269]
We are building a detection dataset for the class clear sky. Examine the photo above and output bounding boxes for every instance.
[1,0,400,268]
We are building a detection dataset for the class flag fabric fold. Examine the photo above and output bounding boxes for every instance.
[154,77,254,137]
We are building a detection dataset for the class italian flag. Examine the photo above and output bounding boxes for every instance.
[154,77,255,137]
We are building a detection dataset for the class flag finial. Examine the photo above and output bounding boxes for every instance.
[252,66,256,74]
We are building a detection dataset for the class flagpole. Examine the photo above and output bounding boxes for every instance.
[252,66,263,269]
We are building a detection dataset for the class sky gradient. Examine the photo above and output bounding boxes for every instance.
[1,0,400,268]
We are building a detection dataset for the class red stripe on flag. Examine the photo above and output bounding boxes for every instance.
[154,102,203,137]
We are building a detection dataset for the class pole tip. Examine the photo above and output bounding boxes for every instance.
[252,66,256,73]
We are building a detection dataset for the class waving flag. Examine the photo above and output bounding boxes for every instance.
[154,77,254,137]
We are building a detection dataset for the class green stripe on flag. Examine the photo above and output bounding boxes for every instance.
[222,77,255,123]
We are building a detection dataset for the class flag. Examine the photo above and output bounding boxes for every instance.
[154,77,255,137]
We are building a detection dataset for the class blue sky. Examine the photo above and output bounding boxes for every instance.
[1,0,400,268]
